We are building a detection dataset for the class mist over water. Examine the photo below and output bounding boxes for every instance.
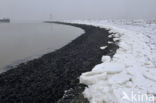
[0,0,156,22]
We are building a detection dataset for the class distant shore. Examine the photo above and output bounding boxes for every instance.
[0,22,118,103]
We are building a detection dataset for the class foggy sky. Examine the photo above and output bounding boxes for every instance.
[0,0,156,22]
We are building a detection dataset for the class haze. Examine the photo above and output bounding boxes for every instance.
[0,0,156,22]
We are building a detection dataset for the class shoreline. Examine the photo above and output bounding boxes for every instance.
[69,20,156,103]
[0,22,118,103]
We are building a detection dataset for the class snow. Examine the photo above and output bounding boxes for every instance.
[67,19,156,103]
[100,46,107,50]
[101,56,111,62]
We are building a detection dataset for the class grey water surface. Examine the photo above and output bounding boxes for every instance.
[0,23,84,72]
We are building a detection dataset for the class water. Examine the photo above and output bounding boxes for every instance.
[0,23,84,72]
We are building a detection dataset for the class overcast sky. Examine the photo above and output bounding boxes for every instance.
[0,0,156,22]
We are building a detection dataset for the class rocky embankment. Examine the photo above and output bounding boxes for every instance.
[0,22,118,103]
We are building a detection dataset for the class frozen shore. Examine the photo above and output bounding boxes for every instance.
[68,20,156,103]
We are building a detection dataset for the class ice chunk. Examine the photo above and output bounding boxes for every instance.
[101,56,111,62]
[100,46,107,50]
[92,63,124,74]
[108,72,131,84]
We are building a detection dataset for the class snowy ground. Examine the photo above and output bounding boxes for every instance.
[67,19,156,103]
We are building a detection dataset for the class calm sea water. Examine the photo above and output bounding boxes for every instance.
[0,23,84,72]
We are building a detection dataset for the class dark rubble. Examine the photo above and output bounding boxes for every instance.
[0,22,119,103]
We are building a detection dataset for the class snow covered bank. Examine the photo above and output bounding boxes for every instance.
[68,20,156,103]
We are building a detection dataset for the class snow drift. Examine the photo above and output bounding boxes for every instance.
[67,20,156,103]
